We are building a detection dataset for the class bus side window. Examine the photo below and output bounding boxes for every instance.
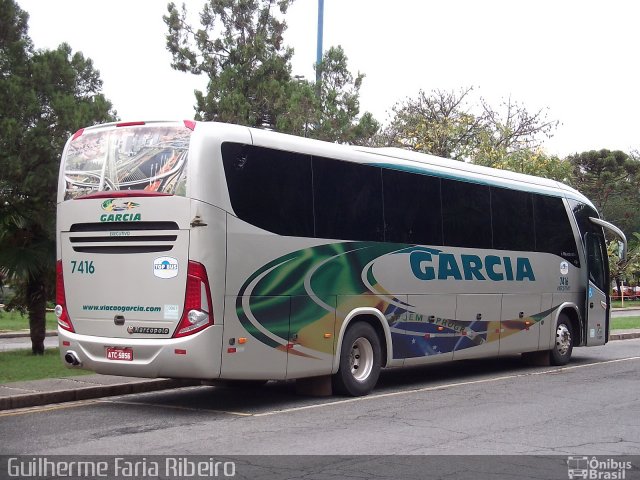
[491,187,535,252]
[441,179,492,249]
[312,157,384,242]
[534,195,579,266]
[382,169,443,246]
[221,143,314,237]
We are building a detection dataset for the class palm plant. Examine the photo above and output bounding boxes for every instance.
[0,194,54,354]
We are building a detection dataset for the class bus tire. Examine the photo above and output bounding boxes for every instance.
[550,313,574,366]
[332,322,382,396]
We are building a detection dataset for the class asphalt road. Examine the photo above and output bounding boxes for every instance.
[2,339,639,457]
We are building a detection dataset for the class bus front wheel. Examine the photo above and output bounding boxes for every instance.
[550,313,574,366]
[332,322,382,396]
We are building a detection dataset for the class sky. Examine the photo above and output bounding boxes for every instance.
[16,0,640,157]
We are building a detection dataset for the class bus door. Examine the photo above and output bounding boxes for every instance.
[584,232,608,346]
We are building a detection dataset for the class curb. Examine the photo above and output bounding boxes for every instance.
[0,378,200,411]
[0,331,57,339]
[610,331,640,341]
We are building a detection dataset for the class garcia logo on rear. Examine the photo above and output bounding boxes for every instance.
[99,198,142,222]
[101,198,140,212]
[153,256,179,279]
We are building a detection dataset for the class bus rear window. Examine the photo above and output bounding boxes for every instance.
[62,124,191,200]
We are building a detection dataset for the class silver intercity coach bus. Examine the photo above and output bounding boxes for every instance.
[56,120,627,396]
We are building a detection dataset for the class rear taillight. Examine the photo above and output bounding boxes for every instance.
[71,128,84,141]
[173,261,214,338]
[55,260,74,332]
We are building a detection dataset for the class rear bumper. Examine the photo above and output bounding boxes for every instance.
[58,325,223,379]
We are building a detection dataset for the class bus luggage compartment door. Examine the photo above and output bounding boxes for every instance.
[452,294,501,360]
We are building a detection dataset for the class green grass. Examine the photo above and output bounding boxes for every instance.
[611,316,640,331]
[0,348,90,384]
[611,300,640,309]
[0,310,57,332]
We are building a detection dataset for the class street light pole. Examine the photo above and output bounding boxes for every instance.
[316,0,324,86]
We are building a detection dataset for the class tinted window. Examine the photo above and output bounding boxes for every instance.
[441,179,492,249]
[586,232,607,291]
[491,187,535,251]
[534,195,579,266]
[312,157,384,241]
[222,143,314,237]
[382,169,443,245]
[571,200,606,280]
[570,200,601,239]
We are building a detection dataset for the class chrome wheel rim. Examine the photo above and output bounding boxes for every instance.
[349,337,374,382]
[556,324,571,356]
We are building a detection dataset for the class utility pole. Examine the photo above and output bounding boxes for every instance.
[316,0,324,86]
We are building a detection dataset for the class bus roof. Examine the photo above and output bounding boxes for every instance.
[67,121,594,209]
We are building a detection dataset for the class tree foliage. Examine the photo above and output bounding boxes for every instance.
[378,87,484,160]
[475,96,557,165]
[164,1,378,143]
[567,149,640,237]
[608,233,640,295]
[0,0,116,353]
[275,46,378,144]
[165,0,294,126]
[275,75,318,138]
[311,46,378,144]
[378,87,560,177]
[485,148,571,183]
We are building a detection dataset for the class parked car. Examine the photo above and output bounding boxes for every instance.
[611,285,639,300]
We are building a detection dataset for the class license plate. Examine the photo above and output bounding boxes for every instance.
[106,347,133,361]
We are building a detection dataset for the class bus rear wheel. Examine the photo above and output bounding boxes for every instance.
[550,313,574,366]
[332,322,382,396]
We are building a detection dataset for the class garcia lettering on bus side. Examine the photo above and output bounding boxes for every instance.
[410,250,536,282]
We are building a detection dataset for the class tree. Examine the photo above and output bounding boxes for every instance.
[474,96,557,167]
[567,150,640,237]
[489,148,572,183]
[164,1,378,143]
[0,0,116,354]
[275,75,319,138]
[310,46,378,144]
[275,46,379,144]
[164,0,295,126]
[378,87,559,174]
[378,87,484,159]
[608,233,640,297]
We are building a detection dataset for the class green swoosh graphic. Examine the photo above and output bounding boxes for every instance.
[236,242,563,359]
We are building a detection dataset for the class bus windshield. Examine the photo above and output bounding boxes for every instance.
[62,124,191,200]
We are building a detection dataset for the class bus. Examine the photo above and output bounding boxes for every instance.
[56,120,627,396]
